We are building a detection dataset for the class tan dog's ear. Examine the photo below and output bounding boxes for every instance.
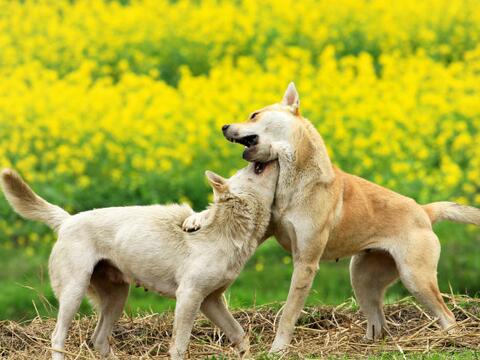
[205,171,228,197]
[281,82,300,115]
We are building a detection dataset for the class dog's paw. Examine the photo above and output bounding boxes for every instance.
[105,349,119,360]
[445,322,460,335]
[182,211,207,232]
[234,334,251,359]
[182,215,201,232]
[169,349,184,360]
[268,338,289,356]
[364,324,387,341]
[268,347,287,357]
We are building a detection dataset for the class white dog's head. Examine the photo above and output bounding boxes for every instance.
[205,160,278,209]
[222,82,302,163]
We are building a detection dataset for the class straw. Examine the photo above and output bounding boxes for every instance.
[1,295,478,359]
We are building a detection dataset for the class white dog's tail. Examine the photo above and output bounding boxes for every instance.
[0,169,70,231]
[423,201,480,225]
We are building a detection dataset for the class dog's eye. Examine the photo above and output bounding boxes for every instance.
[250,112,259,120]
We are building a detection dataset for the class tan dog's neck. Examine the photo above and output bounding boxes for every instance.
[291,116,335,184]
[271,115,337,220]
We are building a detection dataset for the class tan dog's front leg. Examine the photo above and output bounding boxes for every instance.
[270,229,328,354]
[169,287,203,360]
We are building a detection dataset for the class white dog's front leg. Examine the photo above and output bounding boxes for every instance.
[182,209,211,232]
[200,293,250,357]
[169,287,203,360]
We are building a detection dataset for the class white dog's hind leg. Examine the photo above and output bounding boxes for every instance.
[169,286,204,360]
[49,238,97,360]
[90,282,129,358]
[51,278,90,360]
[350,250,399,340]
[91,315,104,348]
[200,292,249,357]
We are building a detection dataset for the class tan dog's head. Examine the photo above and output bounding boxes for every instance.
[222,82,301,162]
[205,160,278,209]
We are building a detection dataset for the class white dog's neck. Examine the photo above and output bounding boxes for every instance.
[206,195,270,255]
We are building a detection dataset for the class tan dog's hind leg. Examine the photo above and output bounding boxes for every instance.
[200,292,249,357]
[350,250,399,340]
[393,231,456,331]
[270,229,328,354]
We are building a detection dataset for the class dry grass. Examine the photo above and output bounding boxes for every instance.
[1,295,479,359]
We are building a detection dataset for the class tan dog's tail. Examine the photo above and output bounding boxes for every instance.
[423,201,480,225]
[0,169,70,231]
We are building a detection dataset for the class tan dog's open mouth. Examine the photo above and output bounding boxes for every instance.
[224,133,263,162]
[225,134,258,148]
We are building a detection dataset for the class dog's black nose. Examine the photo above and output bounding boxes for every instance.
[222,124,230,132]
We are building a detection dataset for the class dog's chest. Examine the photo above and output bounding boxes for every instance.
[270,210,295,252]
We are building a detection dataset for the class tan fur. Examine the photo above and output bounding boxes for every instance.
[1,163,279,360]
[185,82,480,352]
[423,201,480,225]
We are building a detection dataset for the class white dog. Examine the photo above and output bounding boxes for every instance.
[0,161,278,359]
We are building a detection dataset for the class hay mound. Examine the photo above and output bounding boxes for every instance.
[1,296,479,359]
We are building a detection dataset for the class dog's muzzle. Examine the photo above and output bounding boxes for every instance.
[222,125,263,162]
[222,124,259,147]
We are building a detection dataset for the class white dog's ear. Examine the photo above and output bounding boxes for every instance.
[205,170,228,196]
[281,82,300,115]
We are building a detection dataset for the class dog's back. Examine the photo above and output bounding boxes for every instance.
[59,204,193,242]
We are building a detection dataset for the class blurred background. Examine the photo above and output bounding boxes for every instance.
[0,0,479,320]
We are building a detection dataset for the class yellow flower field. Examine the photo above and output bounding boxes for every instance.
[0,0,479,252]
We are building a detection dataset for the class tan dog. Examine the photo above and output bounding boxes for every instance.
[0,161,278,360]
[184,83,480,353]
